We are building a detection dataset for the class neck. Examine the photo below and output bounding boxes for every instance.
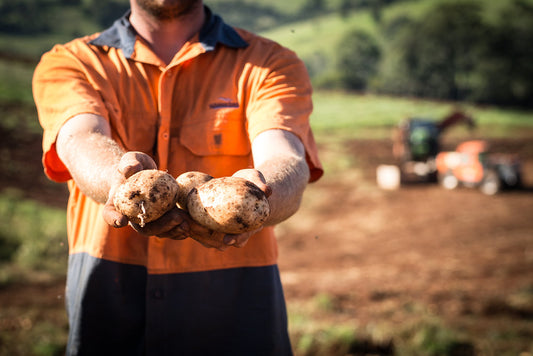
[129,2,205,65]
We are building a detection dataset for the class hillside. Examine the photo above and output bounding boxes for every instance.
[2,0,533,108]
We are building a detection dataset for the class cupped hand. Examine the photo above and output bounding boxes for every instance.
[102,151,157,228]
[130,206,254,252]
[104,165,270,252]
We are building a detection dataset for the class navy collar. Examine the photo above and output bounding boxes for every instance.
[89,6,248,58]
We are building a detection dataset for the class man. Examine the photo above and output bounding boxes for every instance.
[33,0,323,355]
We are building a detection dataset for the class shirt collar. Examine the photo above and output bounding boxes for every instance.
[89,6,248,58]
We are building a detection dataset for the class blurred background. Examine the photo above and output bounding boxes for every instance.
[1,0,532,355]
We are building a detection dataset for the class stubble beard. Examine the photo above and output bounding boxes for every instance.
[135,0,202,20]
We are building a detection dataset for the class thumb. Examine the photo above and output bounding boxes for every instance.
[102,183,128,228]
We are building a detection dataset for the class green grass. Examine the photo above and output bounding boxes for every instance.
[260,11,378,81]
[0,189,67,284]
[0,34,67,60]
[288,295,476,356]
[261,11,377,57]
[0,59,35,104]
[310,90,533,140]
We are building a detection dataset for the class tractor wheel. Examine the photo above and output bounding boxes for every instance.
[440,171,459,190]
[480,169,501,195]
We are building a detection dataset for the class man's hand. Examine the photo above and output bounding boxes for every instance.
[131,169,271,251]
[102,151,157,228]
[130,206,249,251]
[203,168,273,249]
[232,168,272,198]
[105,163,272,251]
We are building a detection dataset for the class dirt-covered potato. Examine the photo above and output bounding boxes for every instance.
[175,171,213,210]
[187,177,270,234]
[113,170,179,227]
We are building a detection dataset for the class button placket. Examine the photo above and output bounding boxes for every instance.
[156,67,178,170]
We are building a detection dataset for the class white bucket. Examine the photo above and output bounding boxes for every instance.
[376,165,401,190]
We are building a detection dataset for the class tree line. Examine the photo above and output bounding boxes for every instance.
[334,0,533,108]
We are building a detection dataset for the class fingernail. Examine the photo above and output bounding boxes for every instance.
[114,217,126,228]
[225,238,236,245]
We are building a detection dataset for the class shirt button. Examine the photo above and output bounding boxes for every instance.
[162,132,169,140]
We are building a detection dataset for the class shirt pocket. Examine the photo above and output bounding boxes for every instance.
[180,108,251,157]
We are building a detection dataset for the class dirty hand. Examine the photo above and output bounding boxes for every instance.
[129,206,261,251]
[198,168,272,249]
[102,151,157,228]
[136,168,271,251]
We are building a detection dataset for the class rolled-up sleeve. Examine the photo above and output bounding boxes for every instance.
[33,42,109,182]
[246,45,323,182]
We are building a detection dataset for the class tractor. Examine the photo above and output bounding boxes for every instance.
[435,140,522,195]
[377,111,475,189]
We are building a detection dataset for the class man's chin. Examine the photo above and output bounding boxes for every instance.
[134,0,202,20]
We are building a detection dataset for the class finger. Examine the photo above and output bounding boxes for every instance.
[223,233,248,248]
[195,238,228,251]
[118,152,157,178]
[223,234,236,246]
[255,181,272,197]
[232,169,272,197]
[223,228,261,248]
[131,207,189,236]
[156,224,189,239]
[190,231,229,251]
[102,197,128,227]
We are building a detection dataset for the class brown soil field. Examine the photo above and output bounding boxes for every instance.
[277,136,533,354]
[1,127,532,355]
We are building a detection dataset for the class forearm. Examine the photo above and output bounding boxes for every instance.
[251,129,310,226]
[257,155,310,226]
[56,114,125,204]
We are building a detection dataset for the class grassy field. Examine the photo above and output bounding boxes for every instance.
[310,91,533,136]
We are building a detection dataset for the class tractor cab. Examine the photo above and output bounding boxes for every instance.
[391,111,475,182]
[402,119,441,162]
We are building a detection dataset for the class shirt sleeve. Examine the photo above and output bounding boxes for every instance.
[32,41,109,182]
[246,44,323,183]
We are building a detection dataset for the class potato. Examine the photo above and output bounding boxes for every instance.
[175,171,213,210]
[187,177,270,234]
[113,169,179,227]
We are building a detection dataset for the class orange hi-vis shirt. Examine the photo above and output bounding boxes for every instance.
[33,8,323,275]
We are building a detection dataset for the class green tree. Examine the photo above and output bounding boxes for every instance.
[301,0,326,16]
[337,29,381,90]
[0,0,54,33]
[472,0,533,106]
[400,1,487,100]
[376,0,533,107]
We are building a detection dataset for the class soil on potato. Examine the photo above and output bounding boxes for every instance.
[1,127,532,354]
